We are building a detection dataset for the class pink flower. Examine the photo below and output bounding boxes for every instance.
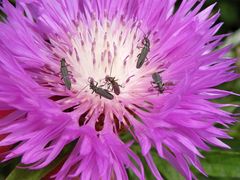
[0,0,238,179]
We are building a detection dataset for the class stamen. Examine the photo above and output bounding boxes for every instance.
[40,16,168,133]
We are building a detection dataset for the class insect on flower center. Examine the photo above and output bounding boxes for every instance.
[42,14,172,133]
[67,18,145,98]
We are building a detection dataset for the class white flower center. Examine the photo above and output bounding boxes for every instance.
[42,15,171,132]
[67,18,147,98]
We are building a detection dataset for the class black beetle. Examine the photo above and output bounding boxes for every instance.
[89,77,114,100]
[60,58,72,90]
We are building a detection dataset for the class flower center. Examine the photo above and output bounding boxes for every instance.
[38,14,172,133]
[70,18,140,92]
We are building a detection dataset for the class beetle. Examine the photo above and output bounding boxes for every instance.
[60,58,72,90]
[104,56,128,95]
[136,34,150,69]
[89,77,114,100]
[105,75,121,95]
[151,72,164,93]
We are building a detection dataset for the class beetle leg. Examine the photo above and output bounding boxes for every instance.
[69,76,75,82]
[65,63,71,67]
[119,84,125,88]
[151,82,155,87]
[144,57,150,65]
[101,80,108,87]
[99,83,106,88]
[150,83,156,91]
[68,73,74,79]
[165,82,174,86]
[148,87,154,92]
[109,85,113,91]
[101,83,106,87]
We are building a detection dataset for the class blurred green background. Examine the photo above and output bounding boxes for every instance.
[0,0,240,179]
[207,0,240,34]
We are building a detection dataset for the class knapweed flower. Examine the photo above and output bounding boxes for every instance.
[0,0,238,179]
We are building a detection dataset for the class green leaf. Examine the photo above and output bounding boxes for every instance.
[6,141,76,180]
[0,10,7,22]
[129,142,240,180]
[152,155,184,180]
[6,162,60,180]
[0,158,20,179]
[195,150,240,179]
[129,145,184,180]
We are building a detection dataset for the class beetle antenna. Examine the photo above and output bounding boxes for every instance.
[138,27,151,36]
[109,43,118,76]
[79,84,88,92]
[138,27,146,36]
[79,78,92,92]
